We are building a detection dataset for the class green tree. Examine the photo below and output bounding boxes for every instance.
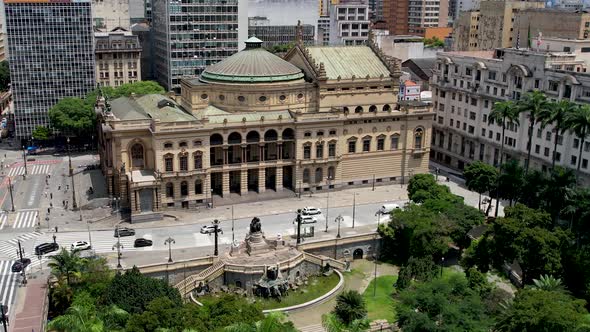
[321,313,369,332]
[0,61,10,91]
[542,166,576,222]
[396,274,493,331]
[518,170,547,209]
[104,266,181,314]
[224,312,298,332]
[532,274,566,292]
[517,91,551,174]
[48,97,95,136]
[497,160,524,206]
[464,161,498,211]
[495,289,589,332]
[396,256,439,290]
[197,295,264,331]
[489,100,520,216]
[423,37,445,48]
[466,267,493,297]
[565,104,590,182]
[407,174,454,203]
[102,81,166,98]
[32,125,52,141]
[539,100,576,168]
[48,248,86,285]
[332,290,367,326]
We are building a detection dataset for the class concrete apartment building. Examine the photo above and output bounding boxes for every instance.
[382,0,409,35]
[512,9,590,48]
[96,37,433,220]
[430,46,590,184]
[382,0,449,36]
[95,28,142,87]
[452,10,480,51]
[151,0,247,93]
[326,0,371,45]
[92,0,131,30]
[5,0,96,139]
[248,17,315,49]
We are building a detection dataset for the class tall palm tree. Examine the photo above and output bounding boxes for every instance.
[564,104,590,182]
[539,100,576,168]
[489,100,520,216]
[518,91,551,174]
[48,248,85,285]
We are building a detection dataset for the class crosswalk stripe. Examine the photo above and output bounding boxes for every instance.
[0,261,18,310]
[0,214,6,230]
[13,210,38,229]
[7,164,53,177]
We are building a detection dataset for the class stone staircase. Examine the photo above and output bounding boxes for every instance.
[175,260,225,296]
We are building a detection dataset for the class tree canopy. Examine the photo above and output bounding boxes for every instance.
[32,125,52,141]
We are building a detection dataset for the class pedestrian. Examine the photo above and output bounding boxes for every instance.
[55,226,58,233]
[66,184,69,190]
[58,185,61,191]
[50,193,53,200]
[49,202,53,208]
[62,200,65,207]
[44,191,47,198]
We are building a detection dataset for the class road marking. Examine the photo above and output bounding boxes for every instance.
[35,232,138,254]
[7,164,52,177]
[13,210,38,229]
[0,214,6,230]
[0,260,19,311]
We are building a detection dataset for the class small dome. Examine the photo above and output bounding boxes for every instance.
[200,37,304,84]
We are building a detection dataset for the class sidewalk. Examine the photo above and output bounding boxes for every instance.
[10,271,48,332]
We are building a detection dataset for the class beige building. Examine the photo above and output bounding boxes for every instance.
[431,46,590,184]
[95,28,142,87]
[97,36,433,221]
[408,0,449,35]
[92,0,130,31]
[512,8,590,48]
[452,0,544,51]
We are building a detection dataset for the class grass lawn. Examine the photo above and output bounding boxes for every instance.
[198,273,340,310]
[362,275,397,323]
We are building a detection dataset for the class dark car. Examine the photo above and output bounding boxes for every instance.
[114,227,135,237]
[34,242,59,255]
[134,238,153,248]
[11,258,31,272]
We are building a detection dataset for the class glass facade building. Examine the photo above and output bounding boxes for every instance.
[5,0,96,139]
[152,0,247,93]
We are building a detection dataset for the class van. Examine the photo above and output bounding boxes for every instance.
[377,203,400,215]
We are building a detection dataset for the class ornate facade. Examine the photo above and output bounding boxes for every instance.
[97,34,433,222]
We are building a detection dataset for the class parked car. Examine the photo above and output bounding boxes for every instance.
[300,215,318,224]
[200,225,223,234]
[11,258,31,273]
[70,241,91,251]
[134,238,153,247]
[114,227,135,237]
[376,203,401,215]
[301,207,322,215]
[34,242,59,255]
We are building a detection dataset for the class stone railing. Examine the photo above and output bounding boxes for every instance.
[175,260,225,297]
[138,255,217,275]
[297,232,380,251]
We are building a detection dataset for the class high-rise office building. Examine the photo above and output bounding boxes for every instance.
[151,0,247,93]
[5,0,96,139]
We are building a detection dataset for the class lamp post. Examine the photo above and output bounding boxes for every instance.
[212,219,221,256]
[435,167,440,181]
[67,137,77,209]
[295,209,303,244]
[325,176,332,232]
[52,234,56,244]
[8,177,14,212]
[231,205,235,245]
[372,174,375,191]
[112,227,123,269]
[21,146,27,179]
[210,188,214,208]
[164,236,175,263]
[335,214,343,239]
[352,193,356,229]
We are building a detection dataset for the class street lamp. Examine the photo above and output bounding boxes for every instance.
[210,188,214,208]
[212,219,221,256]
[21,145,27,179]
[164,236,175,263]
[335,214,343,239]
[112,227,124,269]
[231,205,235,245]
[325,176,332,232]
[295,209,303,244]
[67,137,77,209]
[352,193,357,229]
[435,167,440,181]
[8,177,14,212]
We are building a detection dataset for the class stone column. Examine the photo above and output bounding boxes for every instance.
[152,187,157,212]
[222,172,230,196]
[277,144,283,160]
[154,187,160,211]
[131,190,140,212]
[223,147,229,165]
[241,169,248,195]
[260,144,265,162]
[258,168,266,193]
[275,166,283,191]
[241,144,247,164]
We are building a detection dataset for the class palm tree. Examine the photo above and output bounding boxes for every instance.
[224,312,298,332]
[321,313,370,332]
[517,91,551,174]
[48,248,85,285]
[489,100,520,216]
[531,275,566,292]
[332,290,367,325]
[565,104,590,182]
[539,100,576,168]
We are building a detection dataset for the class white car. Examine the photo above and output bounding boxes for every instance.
[302,207,322,215]
[200,225,222,234]
[70,241,91,251]
[300,215,318,224]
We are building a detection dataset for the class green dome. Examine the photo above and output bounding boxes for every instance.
[200,37,304,84]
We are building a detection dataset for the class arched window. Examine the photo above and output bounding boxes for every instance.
[179,141,188,148]
[246,131,260,143]
[166,183,174,198]
[195,179,203,194]
[164,153,174,172]
[193,151,203,169]
[228,132,242,144]
[354,106,363,113]
[264,129,278,141]
[282,128,295,140]
[328,166,335,179]
[179,153,188,171]
[210,133,223,146]
[343,106,349,113]
[369,105,377,112]
[302,168,310,183]
[382,104,391,112]
[414,128,424,149]
[180,181,188,196]
[315,167,323,183]
[130,143,144,168]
